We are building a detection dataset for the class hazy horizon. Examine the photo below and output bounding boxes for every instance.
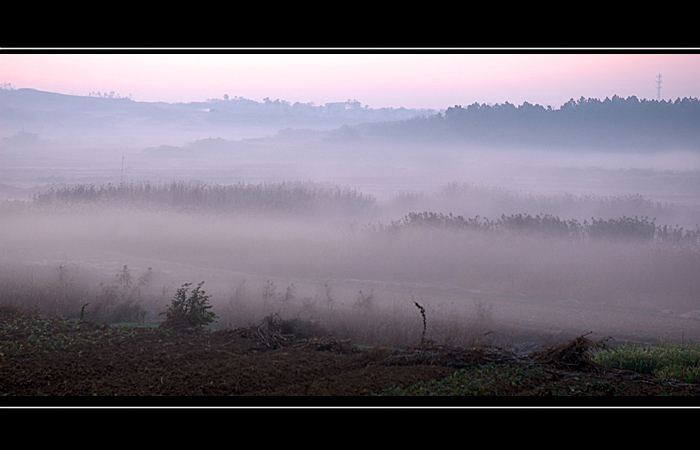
[3,52,699,110]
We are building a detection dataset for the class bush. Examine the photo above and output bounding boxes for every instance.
[164,282,216,329]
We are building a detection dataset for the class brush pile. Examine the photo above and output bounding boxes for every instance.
[230,313,358,354]
[531,333,604,371]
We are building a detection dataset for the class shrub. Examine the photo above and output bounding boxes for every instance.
[164,282,216,329]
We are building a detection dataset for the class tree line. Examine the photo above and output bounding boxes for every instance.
[362,95,700,151]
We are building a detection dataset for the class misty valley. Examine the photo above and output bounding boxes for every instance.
[2,87,700,350]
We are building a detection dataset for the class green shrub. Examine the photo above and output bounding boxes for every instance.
[165,282,216,329]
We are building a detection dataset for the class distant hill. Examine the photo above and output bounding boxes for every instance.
[0,87,438,148]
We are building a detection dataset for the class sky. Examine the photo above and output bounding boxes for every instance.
[1,50,699,110]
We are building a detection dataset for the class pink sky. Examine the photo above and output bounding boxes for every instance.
[1,51,699,109]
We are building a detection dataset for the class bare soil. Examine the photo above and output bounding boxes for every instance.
[2,308,699,407]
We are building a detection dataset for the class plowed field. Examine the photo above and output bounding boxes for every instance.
[2,307,699,407]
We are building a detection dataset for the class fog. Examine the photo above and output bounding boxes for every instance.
[2,88,700,348]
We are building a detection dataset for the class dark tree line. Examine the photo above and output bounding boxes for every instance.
[364,96,700,151]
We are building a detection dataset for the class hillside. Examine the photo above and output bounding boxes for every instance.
[0,87,436,148]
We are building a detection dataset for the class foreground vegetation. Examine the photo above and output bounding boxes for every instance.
[2,278,700,398]
[594,342,700,384]
[2,304,700,398]
[0,308,164,360]
[378,341,700,396]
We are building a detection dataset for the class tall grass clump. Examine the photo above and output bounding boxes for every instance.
[594,342,700,384]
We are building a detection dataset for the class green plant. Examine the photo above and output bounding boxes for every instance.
[594,342,700,384]
[165,282,216,329]
[376,364,547,396]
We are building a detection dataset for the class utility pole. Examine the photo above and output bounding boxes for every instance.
[121,156,124,182]
[656,72,662,101]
